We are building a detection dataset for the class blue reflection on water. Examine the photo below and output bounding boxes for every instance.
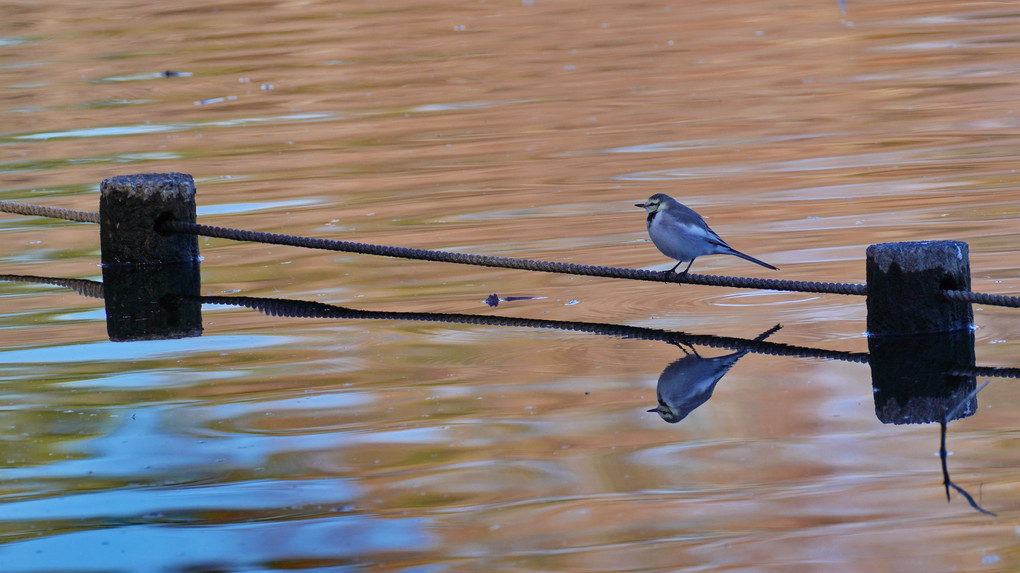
[0,479,358,521]
[0,335,291,365]
[0,516,435,571]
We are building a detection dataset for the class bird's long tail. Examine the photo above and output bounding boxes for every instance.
[724,322,784,361]
[728,248,779,271]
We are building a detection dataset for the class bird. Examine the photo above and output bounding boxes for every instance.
[648,324,782,423]
[636,193,778,277]
[647,343,739,423]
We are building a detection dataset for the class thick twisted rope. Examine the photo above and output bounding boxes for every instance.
[943,289,1020,308]
[0,200,99,223]
[7,199,1020,305]
[164,220,867,295]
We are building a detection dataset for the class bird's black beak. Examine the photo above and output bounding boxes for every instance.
[646,407,658,413]
[635,203,646,208]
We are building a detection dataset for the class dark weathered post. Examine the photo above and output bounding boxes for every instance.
[866,240,976,424]
[866,240,972,335]
[100,172,199,265]
[99,173,202,341]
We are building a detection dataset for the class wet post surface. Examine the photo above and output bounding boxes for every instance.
[866,240,972,336]
[100,172,199,266]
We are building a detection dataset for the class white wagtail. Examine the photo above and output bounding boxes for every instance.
[648,324,782,423]
[636,193,778,277]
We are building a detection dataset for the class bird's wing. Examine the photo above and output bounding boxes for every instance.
[674,203,731,247]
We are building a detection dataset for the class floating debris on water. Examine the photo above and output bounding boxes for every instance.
[195,95,239,105]
[483,293,547,307]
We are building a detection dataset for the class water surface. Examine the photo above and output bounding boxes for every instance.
[2,1,1020,571]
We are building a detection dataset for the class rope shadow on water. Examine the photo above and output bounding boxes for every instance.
[178,292,868,362]
[6,271,1020,380]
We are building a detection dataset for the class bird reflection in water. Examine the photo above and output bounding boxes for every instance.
[649,324,783,423]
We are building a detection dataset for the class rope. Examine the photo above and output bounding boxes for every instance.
[6,198,1020,305]
[943,289,1020,308]
[0,200,99,223]
[164,220,867,295]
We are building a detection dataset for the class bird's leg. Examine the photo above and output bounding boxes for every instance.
[662,260,683,282]
[671,259,695,283]
[671,341,699,356]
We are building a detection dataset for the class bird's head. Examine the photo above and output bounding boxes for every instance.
[635,193,669,215]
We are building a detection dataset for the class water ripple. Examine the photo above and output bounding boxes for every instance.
[6,112,341,142]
